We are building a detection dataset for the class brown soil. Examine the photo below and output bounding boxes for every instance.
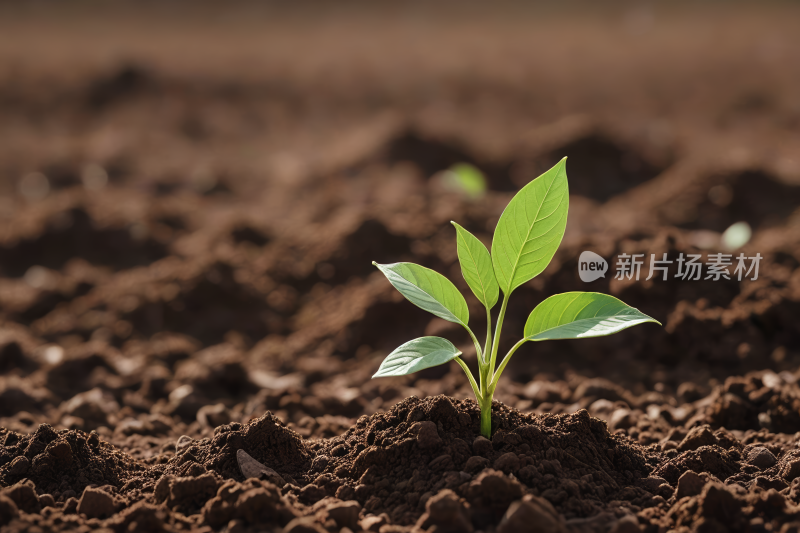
[2,3,800,532]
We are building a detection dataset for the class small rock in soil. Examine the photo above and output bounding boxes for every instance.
[237,449,285,486]
[497,495,566,533]
[748,447,777,469]
[677,425,718,451]
[676,470,710,499]
[76,486,118,519]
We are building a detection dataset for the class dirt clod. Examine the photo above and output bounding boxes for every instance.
[77,486,118,519]
[497,496,566,533]
[414,489,473,533]
[748,447,778,470]
[677,425,718,451]
[2,481,40,514]
[472,436,493,457]
[317,499,361,530]
[415,421,441,449]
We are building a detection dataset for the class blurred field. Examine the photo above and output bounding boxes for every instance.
[1,2,800,531]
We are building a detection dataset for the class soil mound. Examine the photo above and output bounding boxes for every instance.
[144,396,659,527]
[0,424,145,498]
[159,411,311,481]
[304,396,654,525]
[3,396,800,532]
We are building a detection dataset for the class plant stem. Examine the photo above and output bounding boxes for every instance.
[483,306,492,366]
[479,396,492,438]
[488,293,510,381]
[460,324,484,390]
[454,357,482,403]
[488,338,527,392]
[479,305,492,393]
[478,295,509,439]
[464,326,483,365]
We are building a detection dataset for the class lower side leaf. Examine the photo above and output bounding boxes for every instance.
[373,337,461,378]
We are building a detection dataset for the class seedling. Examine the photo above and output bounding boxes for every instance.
[372,158,661,439]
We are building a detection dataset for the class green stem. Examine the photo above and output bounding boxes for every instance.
[464,325,483,366]
[455,357,482,403]
[489,293,510,381]
[479,305,493,394]
[483,306,493,366]
[489,338,528,393]
[479,297,508,439]
[462,325,484,392]
[479,397,492,438]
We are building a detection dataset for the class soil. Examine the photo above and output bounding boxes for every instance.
[2,3,800,532]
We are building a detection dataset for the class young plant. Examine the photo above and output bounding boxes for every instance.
[371,158,660,439]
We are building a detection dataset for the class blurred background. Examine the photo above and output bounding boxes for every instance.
[1,1,799,443]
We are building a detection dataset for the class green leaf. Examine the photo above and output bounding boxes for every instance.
[373,336,462,378]
[373,262,469,326]
[491,157,569,295]
[452,222,499,308]
[524,292,660,341]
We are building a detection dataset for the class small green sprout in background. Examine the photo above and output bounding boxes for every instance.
[721,221,752,250]
[372,158,661,439]
[441,162,487,199]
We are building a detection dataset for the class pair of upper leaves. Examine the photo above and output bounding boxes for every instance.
[375,157,568,320]
[373,158,659,378]
[454,155,570,307]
